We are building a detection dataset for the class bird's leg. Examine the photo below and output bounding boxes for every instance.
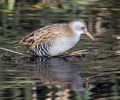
[59,52,70,57]
[59,49,88,58]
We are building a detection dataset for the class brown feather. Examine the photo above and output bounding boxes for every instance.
[20,23,73,49]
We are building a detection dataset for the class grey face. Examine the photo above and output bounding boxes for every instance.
[69,21,95,41]
[75,25,87,34]
[71,21,87,34]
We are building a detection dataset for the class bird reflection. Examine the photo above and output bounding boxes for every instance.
[25,57,89,96]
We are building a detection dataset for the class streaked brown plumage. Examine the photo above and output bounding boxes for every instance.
[21,24,73,48]
[20,21,95,56]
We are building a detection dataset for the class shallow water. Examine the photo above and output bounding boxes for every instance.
[0,0,120,100]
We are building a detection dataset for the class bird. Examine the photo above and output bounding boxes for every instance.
[20,20,95,57]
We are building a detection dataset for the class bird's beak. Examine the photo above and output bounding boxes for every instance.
[85,31,95,41]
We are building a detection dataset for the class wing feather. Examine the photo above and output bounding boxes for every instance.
[20,23,71,49]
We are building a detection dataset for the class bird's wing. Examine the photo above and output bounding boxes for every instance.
[20,24,67,49]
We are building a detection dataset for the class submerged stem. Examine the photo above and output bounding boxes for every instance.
[0,47,26,56]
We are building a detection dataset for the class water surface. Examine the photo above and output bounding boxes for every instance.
[0,0,120,100]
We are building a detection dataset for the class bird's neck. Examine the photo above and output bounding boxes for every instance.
[68,24,82,38]
[73,30,82,39]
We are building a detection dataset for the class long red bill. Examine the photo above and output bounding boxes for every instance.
[85,31,95,41]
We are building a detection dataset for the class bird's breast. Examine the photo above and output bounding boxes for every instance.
[49,34,80,56]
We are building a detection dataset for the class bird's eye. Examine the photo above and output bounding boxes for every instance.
[81,27,85,30]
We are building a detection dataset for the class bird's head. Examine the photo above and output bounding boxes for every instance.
[69,20,95,41]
